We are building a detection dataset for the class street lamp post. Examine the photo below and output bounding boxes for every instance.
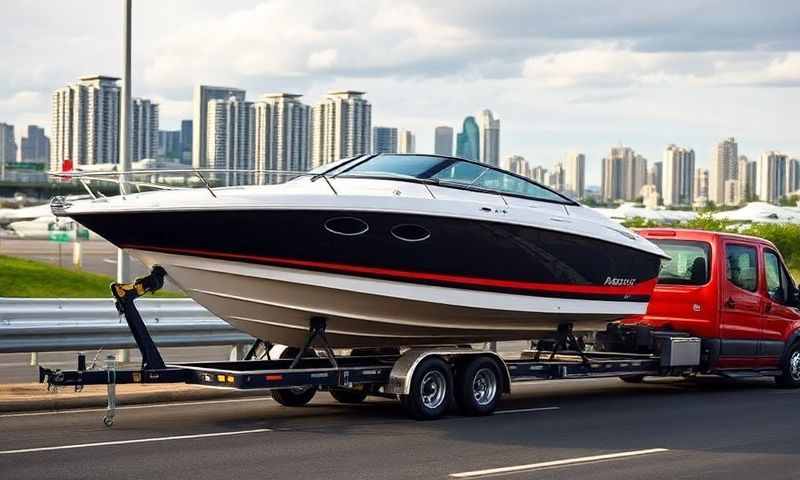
[117,0,132,285]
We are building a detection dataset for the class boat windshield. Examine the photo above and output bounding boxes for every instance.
[338,154,571,204]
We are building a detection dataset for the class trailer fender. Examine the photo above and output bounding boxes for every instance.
[385,348,511,396]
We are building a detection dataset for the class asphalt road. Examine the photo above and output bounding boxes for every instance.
[1,377,798,480]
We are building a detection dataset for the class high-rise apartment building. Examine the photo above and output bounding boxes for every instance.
[786,158,800,195]
[373,127,398,154]
[131,98,159,161]
[709,137,738,205]
[737,156,752,201]
[507,155,530,178]
[478,110,500,166]
[601,146,646,202]
[180,119,192,164]
[662,144,695,206]
[398,130,415,154]
[254,93,311,177]
[434,126,453,156]
[0,123,16,177]
[647,161,663,196]
[20,125,50,162]
[192,85,246,169]
[694,168,709,203]
[757,151,788,204]
[723,179,741,206]
[530,165,547,185]
[456,116,479,161]
[206,97,255,185]
[311,91,371,168]
[548,162,565,192]
[51,75,121,171]
[563,152,585,198]
[157,130,181,159]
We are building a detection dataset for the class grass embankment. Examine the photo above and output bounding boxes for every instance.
[0,255,183,298]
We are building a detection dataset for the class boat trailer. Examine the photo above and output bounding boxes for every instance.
[39,267,697,425]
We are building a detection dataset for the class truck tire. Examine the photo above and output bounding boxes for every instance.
[775,343,800,388]
[401,357,452,420]
[330,388,368,404]
[455,357,500,416]
[271,347,318,407]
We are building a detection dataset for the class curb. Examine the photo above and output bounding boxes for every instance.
[0,388,270,413]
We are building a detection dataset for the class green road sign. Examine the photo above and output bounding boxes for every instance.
[48,231,71,243]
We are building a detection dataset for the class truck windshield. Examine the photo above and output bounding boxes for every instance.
[651,240,711,285]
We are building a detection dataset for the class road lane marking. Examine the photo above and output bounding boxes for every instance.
[449,448,670,478]
[0,396,274,418]
[0,428,273,455]
[493,406,560,415]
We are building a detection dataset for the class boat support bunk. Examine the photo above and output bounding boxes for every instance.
[39,267,699,426]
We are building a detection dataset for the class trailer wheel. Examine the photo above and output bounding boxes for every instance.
[775,343,800,388]
[402,357,452,420]
[330,388,368,404]
[271,347,318,407]
[455,357,500,416]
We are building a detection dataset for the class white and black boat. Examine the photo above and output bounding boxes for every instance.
[52,154,668,347]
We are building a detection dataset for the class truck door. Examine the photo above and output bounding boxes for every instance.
[719,242,762,368]
[760,248,800,368]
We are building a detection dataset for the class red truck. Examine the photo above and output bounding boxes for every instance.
[607,228,800,387]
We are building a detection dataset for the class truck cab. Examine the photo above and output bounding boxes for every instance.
[628,229,800,381]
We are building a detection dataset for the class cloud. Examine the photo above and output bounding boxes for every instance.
[0,91,45,112]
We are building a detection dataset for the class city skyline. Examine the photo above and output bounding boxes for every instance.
[2,1,798,185]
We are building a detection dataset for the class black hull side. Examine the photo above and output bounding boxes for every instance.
[69,209,661,301]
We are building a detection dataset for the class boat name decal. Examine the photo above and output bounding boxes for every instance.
[603,277,637,287]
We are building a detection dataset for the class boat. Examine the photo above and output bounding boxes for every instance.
[51,153,668,347]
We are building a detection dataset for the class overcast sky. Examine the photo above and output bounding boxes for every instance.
[2,0,799,184]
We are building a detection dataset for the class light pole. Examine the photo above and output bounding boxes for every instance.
[117,0,132,284]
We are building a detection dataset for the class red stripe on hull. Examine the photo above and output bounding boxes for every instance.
[122,243,657,298]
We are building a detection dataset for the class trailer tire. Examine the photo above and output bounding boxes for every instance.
[270,347,318,407]
[402,357,452,420]
[330,388,368,404]
[775,342,800,388]
[455,357,500,416]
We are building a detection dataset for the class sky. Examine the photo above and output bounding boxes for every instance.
[1,0,799,184]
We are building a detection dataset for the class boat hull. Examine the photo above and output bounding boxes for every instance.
[131,249,651,347]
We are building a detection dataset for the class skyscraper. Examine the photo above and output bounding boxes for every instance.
[20,125,50,163]
[563,152,585,198]
[647,161,663,196]
[157,130,181,159]
[737,156,751,202]
[373,127,398,154]
[51,75,121,171]
[131,98,159,161]
[254,93,311,175]
[180,120,192,164]
[0,123,16,177]
[456,116,479,161]
[507,155,530,178]
[548,162,565,192]
[786,158,800,195]
[694,168,709,203]
[311,91,371,168]
[662,144,695,206]
[530,165,547,185]
[709,137,738,205]
[757,151,788,204]
[434,126,453,156]
[206,96,255,185]
[478,110,500,166]
[601,146,645,202]
[398,130,415,154]
[192,85,246,169]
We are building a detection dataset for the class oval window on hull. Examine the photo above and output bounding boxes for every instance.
[324,217,369,236]
[391,224,431,242]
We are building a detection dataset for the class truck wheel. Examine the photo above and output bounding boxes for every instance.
[775,343,800,388]
[271,347,318,407]
[620,375,646,384]
[330,388,368,404]
[402,357,452,420]
[455,357,500,416]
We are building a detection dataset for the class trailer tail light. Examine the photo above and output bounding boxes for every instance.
[642,229,677,237]
[226,376,235,384]
[265,374,283,381]
[216,374,226,382]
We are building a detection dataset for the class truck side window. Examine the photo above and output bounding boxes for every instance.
[726,244,757,292]
[764,250,788,304]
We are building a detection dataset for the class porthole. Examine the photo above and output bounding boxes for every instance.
[391,224,431,242]
[324,217,369,236]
